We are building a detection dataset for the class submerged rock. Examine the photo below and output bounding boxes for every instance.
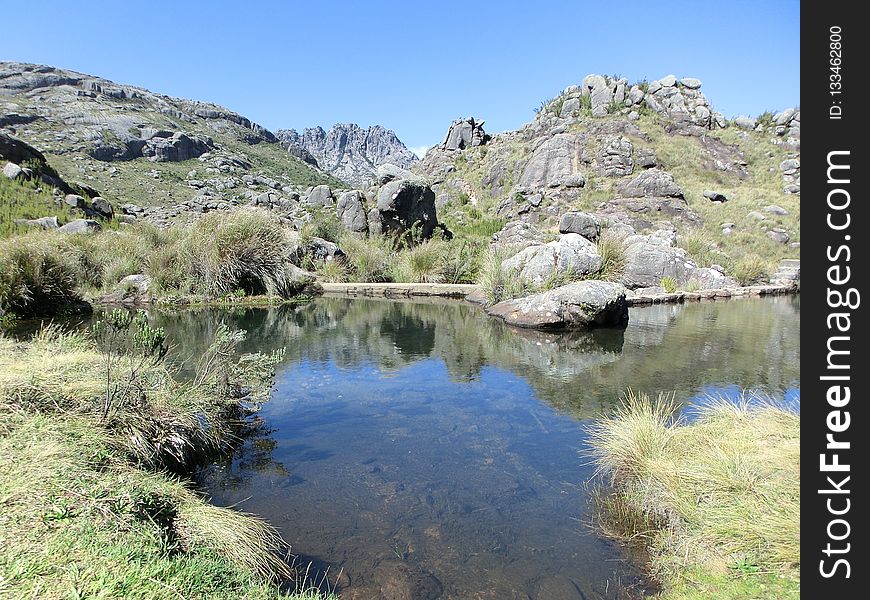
[486,280,629,330]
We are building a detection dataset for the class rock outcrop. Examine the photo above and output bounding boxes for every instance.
[376,178,438,238]
[276,123,418,186]
[440,117,488,150]
[517,133,588,190]
[620,230,737,290]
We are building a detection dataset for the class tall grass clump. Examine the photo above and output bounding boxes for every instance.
[587,390,800,597]
[477,247,532,305]
[596,230,627,281]
[678,232,718,268]
[337,233,395,282]
[390,237,448,283]
[0,232,84,317]
[442,238,486,284]
[175,209,297,298]
[730,253,769,286]
[299,210,343,244]
[0,318,337,598]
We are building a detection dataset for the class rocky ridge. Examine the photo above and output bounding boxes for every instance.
[276,123,418,186]
[0,61,347,228]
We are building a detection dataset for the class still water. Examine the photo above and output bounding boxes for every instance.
[150,296,799,599]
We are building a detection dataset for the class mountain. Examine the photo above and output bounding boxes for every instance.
[0,61,343,225]
[1,63,800,286]
[276,123,418,186]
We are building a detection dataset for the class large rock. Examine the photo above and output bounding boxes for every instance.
[582,75,613,117]
[58,219,101,234]
[15,216,59,229]
[0,132,46,165]
[3,162,24,179]
[304,184,334,207]
[598,135,634,177]
[297,237,344,262]
[620,231,736,289]
[487,281,629,330]
[90,197,114,219]
[517,133,587,189]
[376,179,438,238]
[558,211,601,241]
[336,190,368,233]
[502,233,602,286]
[491,220,545,250]
[617,169,684,198]
[141,131,213,162]
[441,117,487,150]
[376,163,423,185]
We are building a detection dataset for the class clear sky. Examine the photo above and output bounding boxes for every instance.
[2,0,799,156]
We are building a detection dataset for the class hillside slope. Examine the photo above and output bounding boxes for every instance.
[416,75,800,279]
[0,61,343,226]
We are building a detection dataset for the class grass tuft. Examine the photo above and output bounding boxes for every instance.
[587,390,799,597]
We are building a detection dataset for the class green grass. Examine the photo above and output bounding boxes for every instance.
[587,391,799,599]
[0,232,85,318]
[0,322,334,599]
[476,246,533,304]
[0,174,67,237]
[0,209,312,318]
[596,230,627,281]
[390,237,449,283]
[660,276,677,293]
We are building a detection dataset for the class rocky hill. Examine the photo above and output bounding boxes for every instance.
[0,61,345,226]
[276,123,418,186]
[413,74,800,289]
[2,63,800,292]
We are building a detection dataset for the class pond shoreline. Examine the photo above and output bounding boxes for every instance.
[319,281,800,306]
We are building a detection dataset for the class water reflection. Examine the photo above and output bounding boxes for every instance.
[150,295,799,420]
[7,295,799,598]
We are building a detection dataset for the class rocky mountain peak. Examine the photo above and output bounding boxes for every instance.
[275,123,418,186]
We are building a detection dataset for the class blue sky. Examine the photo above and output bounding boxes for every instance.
[2,0,799,155]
